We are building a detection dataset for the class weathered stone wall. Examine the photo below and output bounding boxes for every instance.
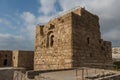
[34,8,112,70]
[13,50,34,70]
[71,8,112,67]
[0,50,34,70]
[34,12,73,70]
[0,50,12,67]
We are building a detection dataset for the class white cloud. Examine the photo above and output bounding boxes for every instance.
[38,0,57,15]
[37,15,54,24]
[58,0,83,11]
[0,33,28,50]
[0,18,12,26]
[0,18,17,29]
[0,0,60,50]
[1,0,120,50]
[0,19,2,23]
[22,12,36,24]
[86,0,119,20]
[21,12,36,40]
[21,11,54,42]
[0,34,23,40]
[16,0,120,49]
[58,0,119,20]
[86,0,114,9]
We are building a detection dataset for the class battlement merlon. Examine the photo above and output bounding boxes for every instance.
[36,25,44,35]
[103,41,112,50]
[72,8,99,19]
[36,8,99,29]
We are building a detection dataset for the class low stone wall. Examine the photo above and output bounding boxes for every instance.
[26,68,74,79]
[25,68,120,80]
[0,67,25,80]
[0,69,14,80]
[1,67,120,80]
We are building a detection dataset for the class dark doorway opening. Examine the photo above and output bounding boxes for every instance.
[3,59,8,66]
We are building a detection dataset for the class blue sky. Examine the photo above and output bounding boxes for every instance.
[0,0,120,50]
[0,0,38,14]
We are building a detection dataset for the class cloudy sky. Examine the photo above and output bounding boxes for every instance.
[0,0,120,50]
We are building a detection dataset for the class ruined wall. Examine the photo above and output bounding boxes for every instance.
[13,50,34,70]
[71,8,112,67]
[34,8,112,70]
[34,13,73,70]
[0,50,12,67]
[0,50,34,70]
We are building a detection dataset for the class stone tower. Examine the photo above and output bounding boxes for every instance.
[34,8,112,70]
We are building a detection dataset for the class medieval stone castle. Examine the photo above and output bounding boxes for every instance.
[1,7,120,80]
[34,8,112,70]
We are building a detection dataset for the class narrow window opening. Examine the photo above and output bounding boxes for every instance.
[99,39,102,44]
[50,35,54,47]
[101,46,105,51]
[40,26,44,36]
[87,37,90,44]
[90,53,93,57]
[46,31,53,48]
[5,54,7,57]
[3,59,7,66]
[46,36,49,48]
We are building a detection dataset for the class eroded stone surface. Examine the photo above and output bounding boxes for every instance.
[0,50,34,70]
[34,8,112,70]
